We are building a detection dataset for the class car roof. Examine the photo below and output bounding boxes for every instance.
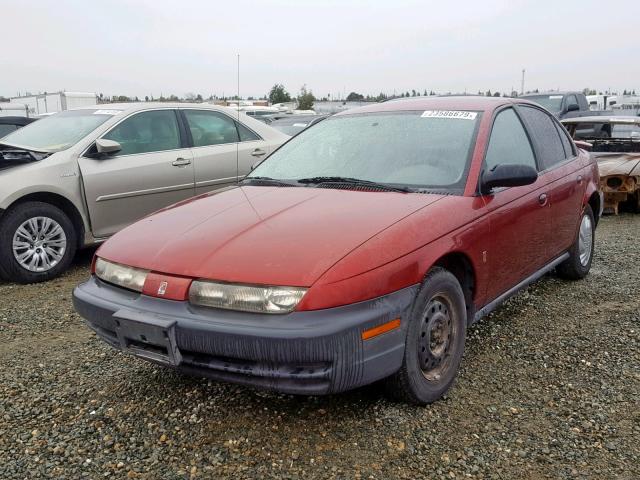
[71,102,236,113]
[521,91,579,97]
[0,116,36,126]
[270,115,327,125]
[561,116,640,125]
[333,96,532,116]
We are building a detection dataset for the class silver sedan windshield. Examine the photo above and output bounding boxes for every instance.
[0,109,118,152]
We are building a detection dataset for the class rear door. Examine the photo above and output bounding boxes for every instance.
[481,107,552,303]
[78,109,195,238]
[181,109,268,194]
[235,120,268,176]
[518,105,586,256]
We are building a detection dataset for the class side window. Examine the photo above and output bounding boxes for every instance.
[484,108,536,172]
[184,110,239,147]
[236,121,260,142]
[518,106,566,170]
[565,94,578,108]
[555,122,576,158]
[103,110,180,155]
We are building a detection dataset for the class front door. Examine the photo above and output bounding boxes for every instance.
[78,109,195,238]
[480,107,551,303]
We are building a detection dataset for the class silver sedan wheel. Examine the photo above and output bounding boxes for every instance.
[578,214,593,267]
[12,217,67,272]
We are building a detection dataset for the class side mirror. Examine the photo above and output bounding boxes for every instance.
[480,164,538,193]
[95,138,121,155]
[566,103,580,113]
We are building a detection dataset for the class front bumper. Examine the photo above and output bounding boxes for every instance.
[73,277,417,395]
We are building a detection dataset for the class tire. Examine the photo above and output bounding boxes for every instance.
[0,202,77,284]
[556,204,595,280]
[386,267,467,405]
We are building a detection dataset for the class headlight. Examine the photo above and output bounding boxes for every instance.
[189,280,307,314]
[94,257,149,292]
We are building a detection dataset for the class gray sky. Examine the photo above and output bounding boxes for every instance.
[2,0,638,99]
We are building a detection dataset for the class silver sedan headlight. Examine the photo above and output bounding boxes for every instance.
[94,257,149,292]
[189,280,307,314]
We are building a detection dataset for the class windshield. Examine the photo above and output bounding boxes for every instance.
[524,95,564,112]
[0,109,118,152]
[250,111,480,191]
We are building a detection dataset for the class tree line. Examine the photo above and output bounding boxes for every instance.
[6,86,637,108]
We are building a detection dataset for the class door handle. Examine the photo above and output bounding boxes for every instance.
[172,158,191,167]
[538,193,548,206]
[251,149,266,157]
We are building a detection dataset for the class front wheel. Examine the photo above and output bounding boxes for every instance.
[386,267,466,404]
[556,204,595,280]
[0,202,77,284]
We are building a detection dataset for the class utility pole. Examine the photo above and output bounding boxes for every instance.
[520,69,526,95]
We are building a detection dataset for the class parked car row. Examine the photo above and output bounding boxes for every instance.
[71,96,601,404]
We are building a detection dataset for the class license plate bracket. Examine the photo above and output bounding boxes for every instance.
[113,309,182,366]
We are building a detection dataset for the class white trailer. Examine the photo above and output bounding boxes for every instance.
[9,91,97,117]
[0,102,29,117]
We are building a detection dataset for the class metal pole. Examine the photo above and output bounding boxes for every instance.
[520,69,525,95]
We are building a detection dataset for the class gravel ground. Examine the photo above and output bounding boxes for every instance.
[1,215,639,479]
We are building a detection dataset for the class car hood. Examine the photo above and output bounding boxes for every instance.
[595,153,640,177]
[98,186,444,287]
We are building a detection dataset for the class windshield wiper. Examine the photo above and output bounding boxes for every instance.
[296,176,412,193]
[240,176,300,187]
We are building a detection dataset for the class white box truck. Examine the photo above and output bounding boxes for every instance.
[0,103,29,117]
[10,91,97,117]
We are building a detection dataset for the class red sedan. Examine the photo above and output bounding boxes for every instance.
[73,97,601,404]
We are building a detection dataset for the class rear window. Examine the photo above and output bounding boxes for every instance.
[523,95,564,112]
[519,106,566,169]
[251,110,481,191]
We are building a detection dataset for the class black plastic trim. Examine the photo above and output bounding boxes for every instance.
[73,277,418,395]
[473,252,569,323]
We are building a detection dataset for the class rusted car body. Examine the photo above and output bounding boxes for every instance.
[563,116,640,214]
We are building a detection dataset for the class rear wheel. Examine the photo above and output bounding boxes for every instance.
[556,204,595,280]
[0,202,77,283]
[386,267,466,404]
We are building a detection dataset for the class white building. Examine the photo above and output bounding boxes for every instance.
[10,91,97,116]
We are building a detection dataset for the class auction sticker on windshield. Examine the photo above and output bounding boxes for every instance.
[421,110,477,120]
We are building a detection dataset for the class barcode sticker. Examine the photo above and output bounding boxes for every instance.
[421,110,477,120]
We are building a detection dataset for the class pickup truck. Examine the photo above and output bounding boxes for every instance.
[520,91,592,119]
[0,103,288,283]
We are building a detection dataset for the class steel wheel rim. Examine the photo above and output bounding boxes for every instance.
[578,214,593,267]
[12,216,67,272]
[418,294,456,381]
